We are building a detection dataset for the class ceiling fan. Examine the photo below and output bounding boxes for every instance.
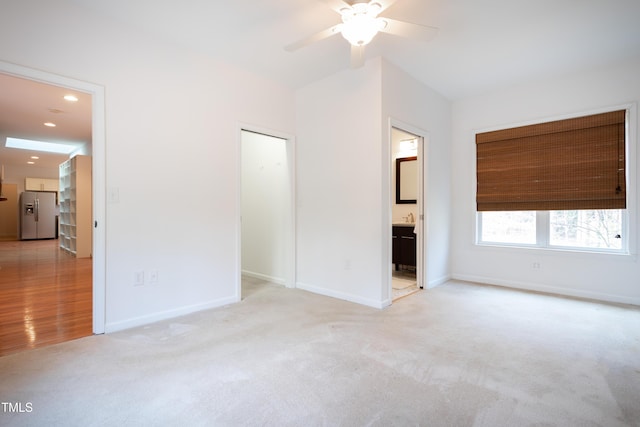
[285,0,438,68]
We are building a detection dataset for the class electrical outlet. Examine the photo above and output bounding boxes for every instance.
[149,270,158,284]
[532,262,541,269]
[134,270,144,286]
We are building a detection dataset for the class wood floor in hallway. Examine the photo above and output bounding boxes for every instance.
[0,239,92,356]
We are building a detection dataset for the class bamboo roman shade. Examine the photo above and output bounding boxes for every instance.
[476,110,626,212]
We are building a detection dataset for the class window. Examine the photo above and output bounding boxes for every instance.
[476,109,629,253]
[549,209,623,250]
[479,209,625,252]
[480,211,536,245]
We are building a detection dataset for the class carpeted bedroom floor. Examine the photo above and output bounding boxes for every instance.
[1,279,639,426]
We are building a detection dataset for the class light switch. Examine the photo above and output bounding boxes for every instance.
[108,187,119,203]
[134,270,144,286]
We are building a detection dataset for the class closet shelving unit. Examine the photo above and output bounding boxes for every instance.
[59,155,92,258]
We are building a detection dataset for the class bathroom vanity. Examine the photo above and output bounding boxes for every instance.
[392,224,416,270]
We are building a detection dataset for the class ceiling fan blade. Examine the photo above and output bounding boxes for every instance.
[379,17,438,42]
[350,44,365,69]
[319,0,352,13]
[375,0,398,13]
[284,24,342,52]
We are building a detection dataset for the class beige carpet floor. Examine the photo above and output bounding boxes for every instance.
[1,279,639,426]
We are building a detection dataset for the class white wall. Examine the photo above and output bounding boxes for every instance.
[241,131,288,284]
[71,143,92,158]
[296,58,453,307]
[451,58,640,305]
[0,0,296,331]
[0,148,90,196]
[2,164,58,195]
[381,60,453,289]
[296,58,385,307]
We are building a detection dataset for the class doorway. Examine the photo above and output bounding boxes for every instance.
[239,128,295,300]
[390,125,425,301]
[0,61,106,343]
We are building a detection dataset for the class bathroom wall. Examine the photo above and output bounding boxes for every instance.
[391,127,418,225]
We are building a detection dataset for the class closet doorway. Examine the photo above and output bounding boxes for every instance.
[390,126,425,301]
[239,128,296,300]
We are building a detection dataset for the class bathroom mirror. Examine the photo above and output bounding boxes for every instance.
[396,156,417,204]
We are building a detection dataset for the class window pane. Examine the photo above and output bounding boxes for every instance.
[481,211,536,244]
[550,210,622,249]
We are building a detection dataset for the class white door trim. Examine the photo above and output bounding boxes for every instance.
[0,60,107,334]
[236,123,296,300]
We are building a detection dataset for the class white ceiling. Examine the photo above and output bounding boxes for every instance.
[66,0,640,98]
[2,0,640,170]
[0,73,91,170]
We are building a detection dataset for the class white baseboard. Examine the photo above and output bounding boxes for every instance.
[452,274,640,306]
[296,282,389,309]
[426,274,451,289]
[241,270,285,285]
[104,295,238,333]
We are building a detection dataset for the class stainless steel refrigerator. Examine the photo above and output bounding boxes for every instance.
[20,191,57,240]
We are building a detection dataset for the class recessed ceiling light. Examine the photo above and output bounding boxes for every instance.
[27,161,35,165]
[30,156,40,159]
[64,95,78,102]
[44,122,56,127]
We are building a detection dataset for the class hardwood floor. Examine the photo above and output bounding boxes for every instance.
[0,239,92,356]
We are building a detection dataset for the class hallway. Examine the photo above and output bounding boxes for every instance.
[0,239,92,356]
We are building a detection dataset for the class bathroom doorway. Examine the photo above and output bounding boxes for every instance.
[390,126,424,301]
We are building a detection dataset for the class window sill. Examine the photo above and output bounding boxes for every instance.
[476,242,635,260]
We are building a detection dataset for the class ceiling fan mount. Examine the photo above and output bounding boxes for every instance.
[285,0,437,68]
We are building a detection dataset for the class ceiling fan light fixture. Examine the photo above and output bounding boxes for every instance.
[340,2,385,46]
[367,2,383,15]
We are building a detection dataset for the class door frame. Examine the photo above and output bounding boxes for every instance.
[236,123,296,300]
[0,60,106,334]
[388,119,429,297]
